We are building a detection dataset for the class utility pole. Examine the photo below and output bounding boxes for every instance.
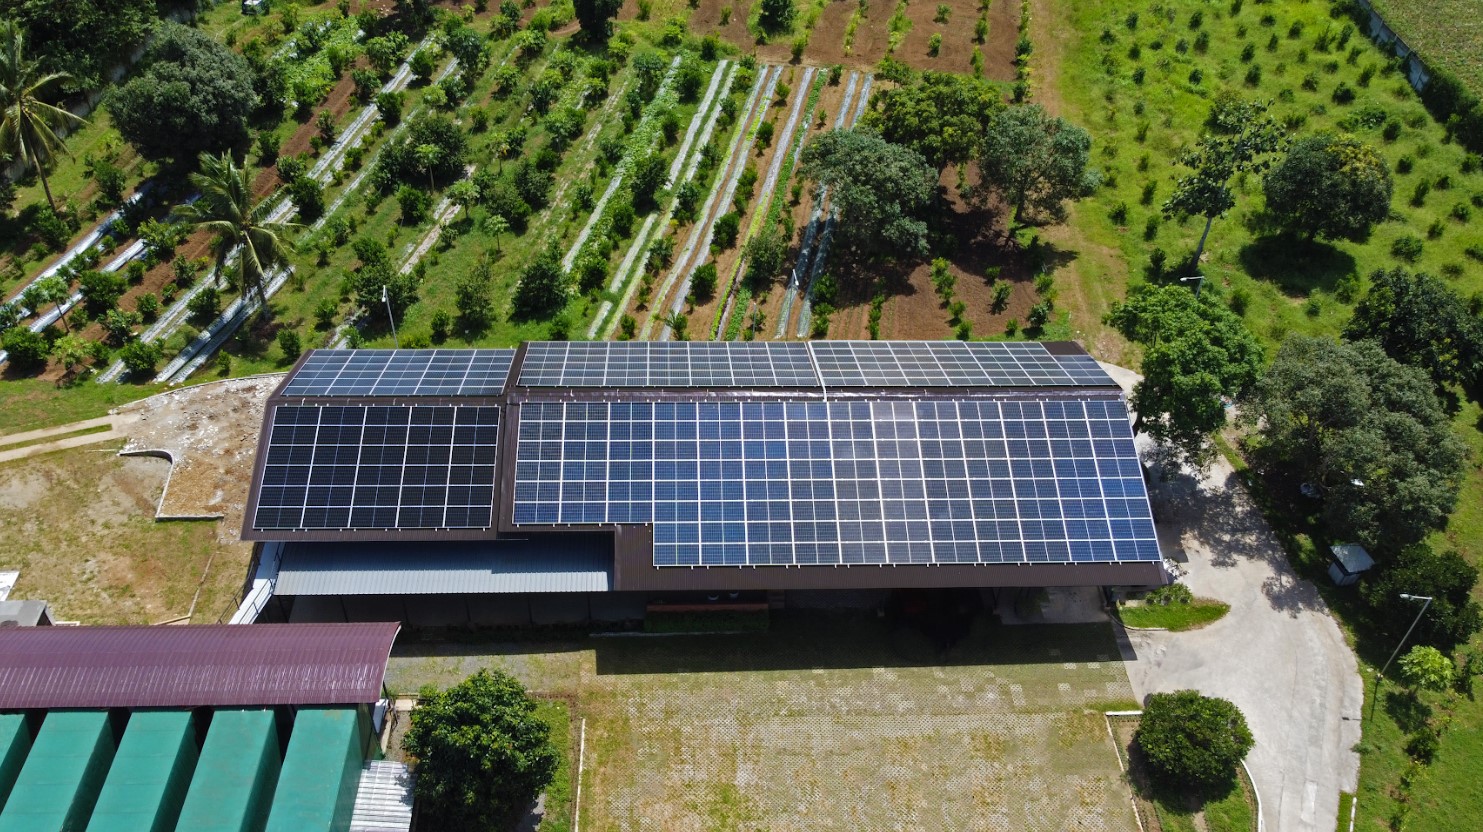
[1369,593,1434,720]
[382,284,400,349]
[1180,274,1206,299]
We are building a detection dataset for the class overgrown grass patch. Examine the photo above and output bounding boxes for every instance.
[1117,598,1230,631]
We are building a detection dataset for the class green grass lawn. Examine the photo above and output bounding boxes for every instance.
[1117,598,1230,631]
[1367,0,1483,97]
[534,698,575,832]
[1044,2,1483,829]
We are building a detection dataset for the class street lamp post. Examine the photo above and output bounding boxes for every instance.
[382,284,400,349]
[1368,593,1434,720]
[1180,274,1206,299]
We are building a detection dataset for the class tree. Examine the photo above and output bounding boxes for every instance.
[1106,283,1264,467]
[630,152,667,213]
[757,0,796,35]
[482,213,510,253]
[632,50,667,102]
[447,179,479,222]
[109,23,258,162]
[512,241,569,320]
[117,338,161,378]
[743,223,787,288]
[1241,337,1467,552]
[174,152,301,311]
[455,253,495,331]
[1163,96,1285,268]
[799,128,935,259]
[413,143,443,191]
[1264,133,1392,241]
[23,274,70,332]
[1344,267,1483,390]
[403,669,558,831]
[1363,544,1483,651]
[978,104,1097,225]
[867,71,1000,169]
[572,0,622,40]
[53,332,90,376]
[0,19,86,212]
[1135,690,1254,789]
[1,325,47,370]
[1398,645,1455,693]
[0,0,154,93]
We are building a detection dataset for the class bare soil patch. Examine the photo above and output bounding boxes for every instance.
[0,445,252,624]
[116,374,281,535]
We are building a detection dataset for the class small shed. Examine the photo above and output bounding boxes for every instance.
[0,601,52,627]
[1329,544,1375,587]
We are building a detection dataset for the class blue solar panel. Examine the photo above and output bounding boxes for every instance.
[809,341,1117,387]
[252,404,500,531]
[281,350,516,397]
[518,341,819,388]
[510,398,1159,567]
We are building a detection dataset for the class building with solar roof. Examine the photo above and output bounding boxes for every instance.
[241,341,1168,625]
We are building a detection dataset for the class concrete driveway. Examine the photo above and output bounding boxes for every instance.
[1100,363,1364,832]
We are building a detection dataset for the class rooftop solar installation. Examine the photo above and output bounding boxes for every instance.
[518,341,820,388]
[511,398,1159,567]
[280,349,516,397]
[0,623,400,709]
[252,404,500,532]
[809,341,1116,387]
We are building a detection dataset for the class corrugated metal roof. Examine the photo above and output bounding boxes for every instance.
[275,538,612,596]
[0,623,400,710]
[350,761,413,832]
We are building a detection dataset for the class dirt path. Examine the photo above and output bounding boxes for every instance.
[0,414,138,466]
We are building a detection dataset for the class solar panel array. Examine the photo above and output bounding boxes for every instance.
[810,341,1114,387]
[280,349,516,398]
[518,341,819,388]
[253,404,500,531]
[511,398,1158,567]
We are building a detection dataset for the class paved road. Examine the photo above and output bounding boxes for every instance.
[1101,363,1364,832]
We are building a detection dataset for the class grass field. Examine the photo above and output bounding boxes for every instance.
[1039,1,1483,828]
[0,442,252,624]
[1116,599,1230,631]
[1367,0,1483,96]
[388,614,1143,832]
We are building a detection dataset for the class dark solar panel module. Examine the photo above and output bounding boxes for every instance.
[253,404,500,532]
[810,341,1117,387]
[281,349,516,397]
[511,397,1158,567]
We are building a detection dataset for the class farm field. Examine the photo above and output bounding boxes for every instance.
[388,616,1143,832]
[1367,0,1483,96]
[1035,0,1483,829]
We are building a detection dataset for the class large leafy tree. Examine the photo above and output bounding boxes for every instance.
[404,670,558,831]
[174,152,300,311]
[1164,96,1286,267]
[1106,283,1263,467]
[1344,267,1483,390]
[1241,336,1467,552]
[512,240,569,320]
[108,22,258,162]
[798,128,936,259]
[1264,133,1392,241]
[978,104,1096,226]
[0,0,155,93]
[866,71,1000,169]
[757,0,796,35]
[0,18,86,212]
[572,0,622,40]
[1136,691,1254,789]
[1363,543,1482,651]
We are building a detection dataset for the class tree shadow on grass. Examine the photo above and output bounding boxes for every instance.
[1237,234,1357,297]
[1382,688,1432,734]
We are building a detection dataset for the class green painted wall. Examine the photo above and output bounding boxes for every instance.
[0,710,118,832]
[263,707,367,832]
[0,714,33,815]
[174,709,281,832]
[85,710,198,832]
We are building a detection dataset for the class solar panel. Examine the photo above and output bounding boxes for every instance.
[280,350,516,397]
[810,341,1116,387]
[510,397,1158,567]
[517,341,820,388]
[252,404,500,532]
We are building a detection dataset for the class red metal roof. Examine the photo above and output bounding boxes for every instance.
[0,623,400,709]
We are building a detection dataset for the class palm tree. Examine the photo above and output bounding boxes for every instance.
[175,152,301,311]
[0,19,87,213]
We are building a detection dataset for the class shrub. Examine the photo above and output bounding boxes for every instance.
[1027,300,1052,328]
[1136,690,1253,788]
[430,310,451,343]
[1391,234,1424,262]
[188,286,220,326]
[1332,82,1355,104]
[397,185,431,224]
[1397,155,1414,174]
[1244,65,1261,87]
[1411,181,1430,207]
[117,339,162,377]
[691,262,719,301]
[276,328,302,360]
[712,212,741,249]
[1,327,49,370]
